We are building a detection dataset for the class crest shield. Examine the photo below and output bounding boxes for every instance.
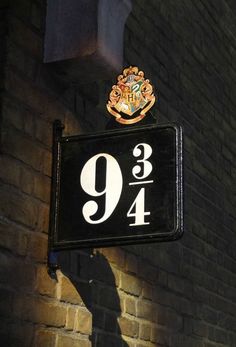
[107,66,156,125]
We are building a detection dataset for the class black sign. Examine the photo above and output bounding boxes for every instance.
[49,122,183,250]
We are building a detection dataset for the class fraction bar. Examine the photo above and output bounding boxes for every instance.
[129,180,154,186]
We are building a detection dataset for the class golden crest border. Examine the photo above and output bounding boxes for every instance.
[106,66,156,125]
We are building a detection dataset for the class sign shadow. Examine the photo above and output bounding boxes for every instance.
[59,249,129,346]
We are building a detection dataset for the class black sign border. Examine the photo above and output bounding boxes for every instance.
[49,121,184,251]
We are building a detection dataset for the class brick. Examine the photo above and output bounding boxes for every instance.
[0,287,13,317]
[31,3,43,30]
[16,262,36,289]
[169,333,204,347]
[104,311,118,333]
[36,202,50,233]
[152,286,179,312]
[125,253,138,274]
[120,273,142,296]
[180,298,196,316]
[118,316,139,338]
[65,306,76,330]
[0,155,21,187]
[33,173,51,203]
[4,321,34,347]
[4,69,65,122]
[111,266,121,287]
[7,40,37,80]
[95,333,122,347]
[35,118,52,148]
[9,16,42,57]
[24,109,35,137]
[42,149,52,176]
[211,326,228,344]
[157,306,183,332]
[2,99,22,125]
[14,294,66,327]
[151,326,170,345]
[122,338,136,347]
[137,300,155,321]
[11,0,31,19]
[0,252,35,290]
[193,319,208,337]
[34,329,57,347]
[119,293,125,312]
[142,283,153,300]
[88,252,120,286]
[92,307,105,329]
[64,111,81,135]
[58,273,83,305]
[167,273,185,294]
[35,264,56,297]
[20,166,34,195]
[28,232,47,262]
[74,308,92,334]
[2,98,24,130]
[0,185,38,228]
[99,286,122,312]
[125,297,136,316]
[99,247,125,268]
[57,335,91,347]
[0,220,28,256]
[157,269,168,286]
[2,126,45,172]
[139,323,151,341]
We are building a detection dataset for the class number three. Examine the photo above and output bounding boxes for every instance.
[132,143,153,180]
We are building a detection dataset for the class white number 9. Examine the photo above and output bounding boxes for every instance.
[80,153,123,224]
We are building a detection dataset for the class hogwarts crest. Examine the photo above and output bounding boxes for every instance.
[106,66,156,125]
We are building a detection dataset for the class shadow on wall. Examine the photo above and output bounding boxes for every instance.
[59,250,129,347]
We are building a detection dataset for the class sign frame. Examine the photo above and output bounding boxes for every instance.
[48,120,183,252]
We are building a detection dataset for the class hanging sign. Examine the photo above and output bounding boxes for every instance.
[49,122,183,250]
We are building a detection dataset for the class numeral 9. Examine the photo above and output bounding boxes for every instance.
[80,153,123,224]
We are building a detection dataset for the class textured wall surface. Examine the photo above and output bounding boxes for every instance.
[0,0,236,346]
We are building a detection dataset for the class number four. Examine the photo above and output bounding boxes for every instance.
[127,188,150,226]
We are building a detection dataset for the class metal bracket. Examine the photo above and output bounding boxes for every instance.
[48,251,59,280]
[47,120,64,280]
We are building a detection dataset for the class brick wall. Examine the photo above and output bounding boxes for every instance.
[0,1,236,347]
